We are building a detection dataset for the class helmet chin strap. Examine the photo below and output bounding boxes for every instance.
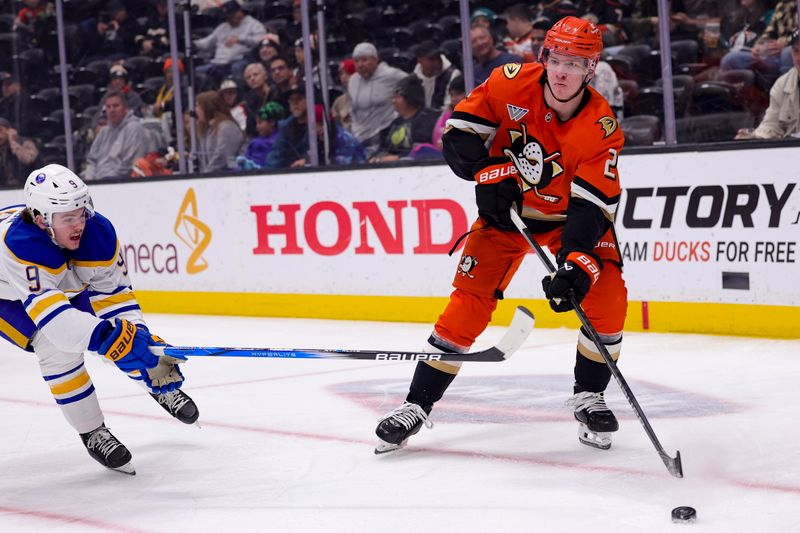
[32,210,65,248]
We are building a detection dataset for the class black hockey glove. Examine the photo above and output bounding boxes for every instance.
[542,250,602,312]
[475,177,523,230]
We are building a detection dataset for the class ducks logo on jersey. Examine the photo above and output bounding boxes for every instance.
[597,116,618,138]
[502,123,564,204]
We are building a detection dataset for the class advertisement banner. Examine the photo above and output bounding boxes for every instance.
[0,145,796,310]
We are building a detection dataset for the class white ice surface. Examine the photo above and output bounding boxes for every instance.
[1,314,798,532]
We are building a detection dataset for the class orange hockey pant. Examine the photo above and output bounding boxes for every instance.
[433,218,627,357]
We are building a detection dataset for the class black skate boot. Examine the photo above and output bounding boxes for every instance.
[568,390,619,450]
[150,389,199,425]
[374,402,432,454]
[80,424,135,475]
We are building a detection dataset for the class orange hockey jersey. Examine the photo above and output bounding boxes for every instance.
[444,62,623,225]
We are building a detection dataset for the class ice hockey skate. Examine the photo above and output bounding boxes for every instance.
[80,425,135,475]
[150,389,200,425]
[374,402,432,454]
[568,391,618,450]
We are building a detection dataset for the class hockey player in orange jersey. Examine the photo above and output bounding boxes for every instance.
[375,16,627,453]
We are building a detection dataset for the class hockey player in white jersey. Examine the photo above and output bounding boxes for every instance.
[0,164,199,475]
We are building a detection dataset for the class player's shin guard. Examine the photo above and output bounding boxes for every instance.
[570,329,621,450]
[374,334,462,454]
[406,334,463,408]
[44,363,105,435]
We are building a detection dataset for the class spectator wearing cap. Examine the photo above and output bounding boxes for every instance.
[194,0,266,85]
[332,58,355,131]
[237,101,285,169]
[79,0,143,64]
[257,38,282,80]
[0,73,30,136]
[503,4,537,63]
[219,78,248,132]
[293,35,322,94]
[471,26,523,85]
[370,75,439,163]
[151,57,185,119]
[410,40,462,112]
[243,63,273,136]
[195,90,244,173]
[0,117,40,187]
[738,31,800,139]
[135,0,170,58]
[470,7,497,29]
[107,65,145,115]
[84,90,150,180]
[432,74,466,148]
[348,42,407,156]
[265,85,310,168]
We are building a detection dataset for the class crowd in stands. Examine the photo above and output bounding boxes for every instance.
[0,0,798,183]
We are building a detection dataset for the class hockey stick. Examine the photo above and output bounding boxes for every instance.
[509,208,683,478]
[151,306,534,362]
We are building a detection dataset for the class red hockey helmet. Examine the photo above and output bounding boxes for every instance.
[542,16,603,61]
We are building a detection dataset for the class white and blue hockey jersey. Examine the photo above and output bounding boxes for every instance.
[0,206,144,353]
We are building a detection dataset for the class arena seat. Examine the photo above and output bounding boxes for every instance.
[621,114,661,146]
[677,111,753,143]
[670,39,699,65]
[690,83,736,114]
[30,87,63,117]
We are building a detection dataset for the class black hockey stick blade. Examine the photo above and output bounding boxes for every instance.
[151,306,535,362]
[663,450,683,478]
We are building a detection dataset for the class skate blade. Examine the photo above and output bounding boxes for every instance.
[111,461,136,475]
[374,438,407,455]
[578,424,612,450]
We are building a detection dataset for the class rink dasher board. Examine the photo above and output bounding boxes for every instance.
[0,145,796,337]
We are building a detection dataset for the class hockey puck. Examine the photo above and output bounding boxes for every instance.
[671,506,697,523]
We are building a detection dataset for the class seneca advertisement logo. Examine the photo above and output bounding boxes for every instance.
[121,188,211,275]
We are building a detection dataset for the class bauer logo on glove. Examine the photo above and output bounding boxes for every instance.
[542,250,602,312]
[105,320,136,362]
[91,319,160,372]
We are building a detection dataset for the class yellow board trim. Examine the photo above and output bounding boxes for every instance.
[134,292,800,339]
[0,317,29,348]
[91,291,135,312]
[49,371,90,395]
[27,292,68,321]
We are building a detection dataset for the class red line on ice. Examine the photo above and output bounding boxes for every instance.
[0,505,149,532]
